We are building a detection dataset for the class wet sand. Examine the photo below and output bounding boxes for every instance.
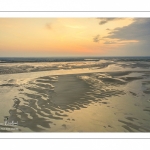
[0,60,150,132]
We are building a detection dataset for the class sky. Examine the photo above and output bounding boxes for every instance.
[0,18,150,57]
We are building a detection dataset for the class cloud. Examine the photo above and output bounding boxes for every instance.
[98,18,122,25]
[106,18,150,41]
[104,41,117,44]
[45,23,52,30]
[93,34,100,43]
[104,18,150,55]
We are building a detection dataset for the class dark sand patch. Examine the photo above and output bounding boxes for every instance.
[143,90,150,94]
[122,125,134,132]
[0,84,18,87]
[118,120,150,132]
[143,108,150,112]
[51,75,89,107]
[107,71,132,77]
[129,91,137,96]
[126,117,138,121]
[121,76,143,82]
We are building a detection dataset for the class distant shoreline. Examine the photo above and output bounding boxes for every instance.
[0,56,150,63]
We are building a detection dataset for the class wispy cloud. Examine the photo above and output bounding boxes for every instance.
[93,34,100,43]
[97,18,122,25]
[104,41,117,44]
[45,23,52,30]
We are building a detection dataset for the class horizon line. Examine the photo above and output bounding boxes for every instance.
[0,56,150,58]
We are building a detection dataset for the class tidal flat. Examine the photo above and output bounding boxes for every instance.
[0,58,150,132]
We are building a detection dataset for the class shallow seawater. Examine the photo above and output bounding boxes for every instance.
[0,60,150,132]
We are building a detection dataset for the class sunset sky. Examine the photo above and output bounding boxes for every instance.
[0,18,150,57]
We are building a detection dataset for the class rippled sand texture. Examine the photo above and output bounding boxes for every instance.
[1,69,150,132]
[0,60,112,75]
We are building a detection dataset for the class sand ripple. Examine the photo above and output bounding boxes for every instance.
[1,70,150,132]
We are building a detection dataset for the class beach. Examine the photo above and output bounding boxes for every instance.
[0,57,150,132]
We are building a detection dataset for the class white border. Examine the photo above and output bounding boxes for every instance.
[0,12,150,18]
[0,0,149,11]
[0,133,150,139]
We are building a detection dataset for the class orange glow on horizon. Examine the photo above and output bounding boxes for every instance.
[0,18,135,57]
